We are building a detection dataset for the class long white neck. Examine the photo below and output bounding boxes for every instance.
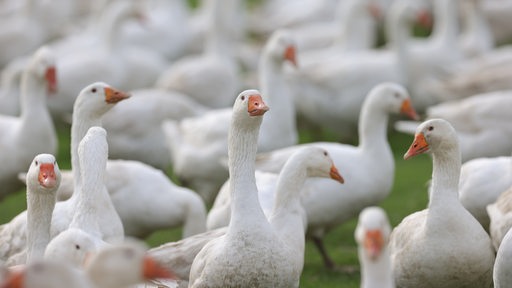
[268,155,308,254]
[203,0,235,59]
[70,112,102,195]
[430,0,459,47]
[100,2,130,51]
[258,50,297,151]
[357,96,392,157]
[334,0,376,50]
[426,143,461,230]
[228,117,269,234]
[359,247,395,288]
[26,189,56,262]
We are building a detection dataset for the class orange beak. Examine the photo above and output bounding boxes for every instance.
[38,163,57,188]
[142,255,178,280]
[284,45,297,67]
[1,269,24,288]
[330,165,344,184]
[364,230,384,261]
[417,10,433,29]
[104,86,131,104]
[404,132,429,160]
[45,66,57,95]
[248,94,269,116]
[400,98,419,120]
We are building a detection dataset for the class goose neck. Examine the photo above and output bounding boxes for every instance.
[204,0,235,58]
[334,0,375,49]
[428,147,461,210]
[430,0,459,45]
[99,2,130,51]
[357,100,390,153]
[26,191,56,262]
[360,248,394,288]
[19,70,47,119]
[228,119,268,230]
[386,5,412,84]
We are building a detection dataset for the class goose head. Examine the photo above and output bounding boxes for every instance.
[264,30,298,67]
[26,154,61,193]
[368,82,419,120]
[28,46,57,95]
[404,118,458,159]
[231,89,269,123]
[355,206,391,261]
[73,82,131,119]
[44,228,97,268]
[302,147,344,184]
[84,242,177,287]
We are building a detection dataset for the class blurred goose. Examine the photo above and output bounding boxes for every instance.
[155,0,239,109]
[0,58,25,116]
[243,83,418,269]
[395,90,512,162]
[390,119,495,288]
[355,206,395,288]
[48,0,167,118]
[487,186,512,251]
[162,30,298,204]
[102,89,208,170]
[458,0,494,58]
[0,46,57,200]
[458,154,512,230]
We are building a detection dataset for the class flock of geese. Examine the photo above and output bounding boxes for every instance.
[1,0,512,287]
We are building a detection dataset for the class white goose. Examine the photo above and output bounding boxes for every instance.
[458,154,512,230]
[155,0,240,109]
[161,29,298,204]
[102,88,209,170]
[395,90,512,162]
[493,223,512,288]
[54,82,208,239]
[487,185,512,251]
[227,83,418,269]
[0,46,57,200]
[458,0,494,58]
[2,154,61,267]
[0,58,25,116]
[390,118,495,288]
[189,88,303,287]
[355,206,395,288]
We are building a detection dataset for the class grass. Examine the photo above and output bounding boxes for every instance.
[0,116,432,287]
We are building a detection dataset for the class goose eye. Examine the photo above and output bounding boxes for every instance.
[91,88,97,93]
[323,151,328,156]
[75,244,80,250]
[35,161,38,166]
[394,92,400,98]
[428,126,434,131]
[241,95,245,101]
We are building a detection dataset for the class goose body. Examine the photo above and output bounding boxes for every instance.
[493,222,512,287]
[487,186,512,250]
[390,119,495,288]
[0,46,57,199]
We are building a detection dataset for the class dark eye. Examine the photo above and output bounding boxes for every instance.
[428,126,434,131]
[35,161,38,166]
[323,151,328,156]
[75,244,80,250]
[91,88,97,93]
[241,95,245,101]
[394,92,400,98]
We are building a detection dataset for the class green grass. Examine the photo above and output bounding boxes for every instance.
[0,120,432,287]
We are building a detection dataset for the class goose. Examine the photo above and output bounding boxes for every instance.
[482,0,512,44]
[493,223,512,288]
[2,154,61,267]
[0,46,57,200]
[155,0,240,109]
[102,88,209,170]
[189,87,304,287]
[389,118,495,288]
[161,29,298,204]
[355,206,395,288]
[487,185,512,251]
[458,0,494,58]
[394,90,512,162]
[1,242,176,288]
[286,0,425,141]
[43,228,97,268]
[458,154,512,230]
[227,82,418,269]
[48,0,167,118]
[53,82,208,240]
